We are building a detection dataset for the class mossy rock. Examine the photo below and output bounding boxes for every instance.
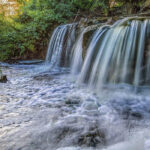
[95,17,110,23]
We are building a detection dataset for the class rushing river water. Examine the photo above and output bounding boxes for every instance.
[0,61,150,150]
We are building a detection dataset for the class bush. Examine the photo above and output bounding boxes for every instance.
[0,0,77,61]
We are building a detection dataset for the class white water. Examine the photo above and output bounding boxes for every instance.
[1,62,150,150]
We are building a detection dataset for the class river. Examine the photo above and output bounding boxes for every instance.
[0,61,150,150]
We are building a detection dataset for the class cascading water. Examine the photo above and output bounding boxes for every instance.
[71,25,100,74]
[45,24,76,68]
[78,17,150,89]
[71,28,87,74]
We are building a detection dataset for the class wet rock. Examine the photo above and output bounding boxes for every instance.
[78,128,105,147]
[33,74,52,81]
[47,116,105,149]
[18,60,44,65]
[0,74,7,83]
[83,30,96,59]
[65,96,82,105]
[122,108,143,120]
[130,111,143,119]
[109,98,147,120]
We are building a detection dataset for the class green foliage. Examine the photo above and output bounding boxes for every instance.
[0,0,77,61]
[72,0,94,10]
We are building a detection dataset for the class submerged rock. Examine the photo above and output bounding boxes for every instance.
[65,96,82,105]
[47,116,105,149]
[109,98,150,120]
[33,74,53,81]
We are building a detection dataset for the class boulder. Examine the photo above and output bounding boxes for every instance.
[0,71,7,83]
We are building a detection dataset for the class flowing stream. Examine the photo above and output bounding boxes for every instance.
[1,17,150,150]
[0,62,150,150]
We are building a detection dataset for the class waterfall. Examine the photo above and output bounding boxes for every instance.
[78,25,110,84]
[71,28,86,74]
[78,18,150,88]
[45,18,150,88]
[45,24,76,68]
[71,25,100,74]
